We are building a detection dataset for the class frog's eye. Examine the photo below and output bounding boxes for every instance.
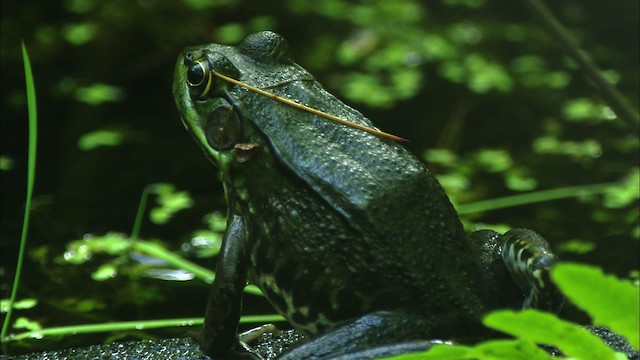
[206,103,241,151]
[186,60,213,97]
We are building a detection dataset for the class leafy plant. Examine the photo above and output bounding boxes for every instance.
[386,263,639,360]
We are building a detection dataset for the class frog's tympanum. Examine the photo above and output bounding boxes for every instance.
[173,31,563,359]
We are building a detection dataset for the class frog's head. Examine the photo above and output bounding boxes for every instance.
[175,32,429,233]
[172,31,312,170]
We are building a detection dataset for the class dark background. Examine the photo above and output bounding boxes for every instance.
[1,0,638,355]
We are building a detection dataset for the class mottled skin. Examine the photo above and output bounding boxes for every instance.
[172,31,562,359]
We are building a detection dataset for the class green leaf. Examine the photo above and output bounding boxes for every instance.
[1,298,38,313]
[556,239,596,254]
[63,298,105,313]
[182,0,224,10]
[74,83,123,105]
[149,183,193,224]
[504,168,538,191]
[602,168,640,209]
[0,155,14,171]
[532,136,602,160]
[341,72,395,108]
[65,0,95,14]
[77,130,124,150]
[465,54,514,93]
[563,98,616,122]
[384,344,473,360]
[424,148,459,167]
[385,340,551,360]
[14,317,42,331]
[63,232,130,264]
[214,22,246,44]
[472,339,551,360]
[484,309,618,360]
[422,34,456,61]
[434,173,470,196]
[475,148,512,173]
[92,263,117,281]
[62,22,98,45]
[552,263,640,349]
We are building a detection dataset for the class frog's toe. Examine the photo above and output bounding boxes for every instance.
[239,323,281,345]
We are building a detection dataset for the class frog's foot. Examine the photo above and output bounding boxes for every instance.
[279,311,442,360]
[502,228,564,312]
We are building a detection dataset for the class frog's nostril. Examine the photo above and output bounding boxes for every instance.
[183,51,193,65]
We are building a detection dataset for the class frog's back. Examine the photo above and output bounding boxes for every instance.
[223,30,486,330]
[241,80,484,321]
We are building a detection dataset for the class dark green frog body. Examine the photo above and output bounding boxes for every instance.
[173,31,562,359]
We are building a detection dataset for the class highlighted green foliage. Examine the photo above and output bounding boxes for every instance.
[484,310,618,360]
[62,22,98,45]
[386,263,638,360]
[0,156,13,171]
[387,340,552,360]
[552,263,640,350]
[73,83,123,105]
[1,298,37,312]
[149,183,193,224]
[77,130,124,150]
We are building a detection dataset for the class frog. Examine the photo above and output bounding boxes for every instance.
[172,31,563,359]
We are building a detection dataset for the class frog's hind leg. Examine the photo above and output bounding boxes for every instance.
[278,311,441,360]
[502,228,564,312]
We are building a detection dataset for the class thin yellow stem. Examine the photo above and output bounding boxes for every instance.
[212,70,408,142]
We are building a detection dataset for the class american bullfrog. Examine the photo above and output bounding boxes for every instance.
[172,31,563,359]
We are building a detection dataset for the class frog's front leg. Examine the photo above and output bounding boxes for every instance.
[201,214,257,359]
[279,311,441,360]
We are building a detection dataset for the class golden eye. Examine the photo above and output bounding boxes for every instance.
[187,61,206,86]
[186,60,213,97]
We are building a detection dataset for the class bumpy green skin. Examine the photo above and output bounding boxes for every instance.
[173,31,561,359]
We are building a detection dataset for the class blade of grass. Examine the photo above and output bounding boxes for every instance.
[131,240,263,296]
[130,185,151,242]
[456,182,617,215]
[1,42,38,347]
[6,314,285,341]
